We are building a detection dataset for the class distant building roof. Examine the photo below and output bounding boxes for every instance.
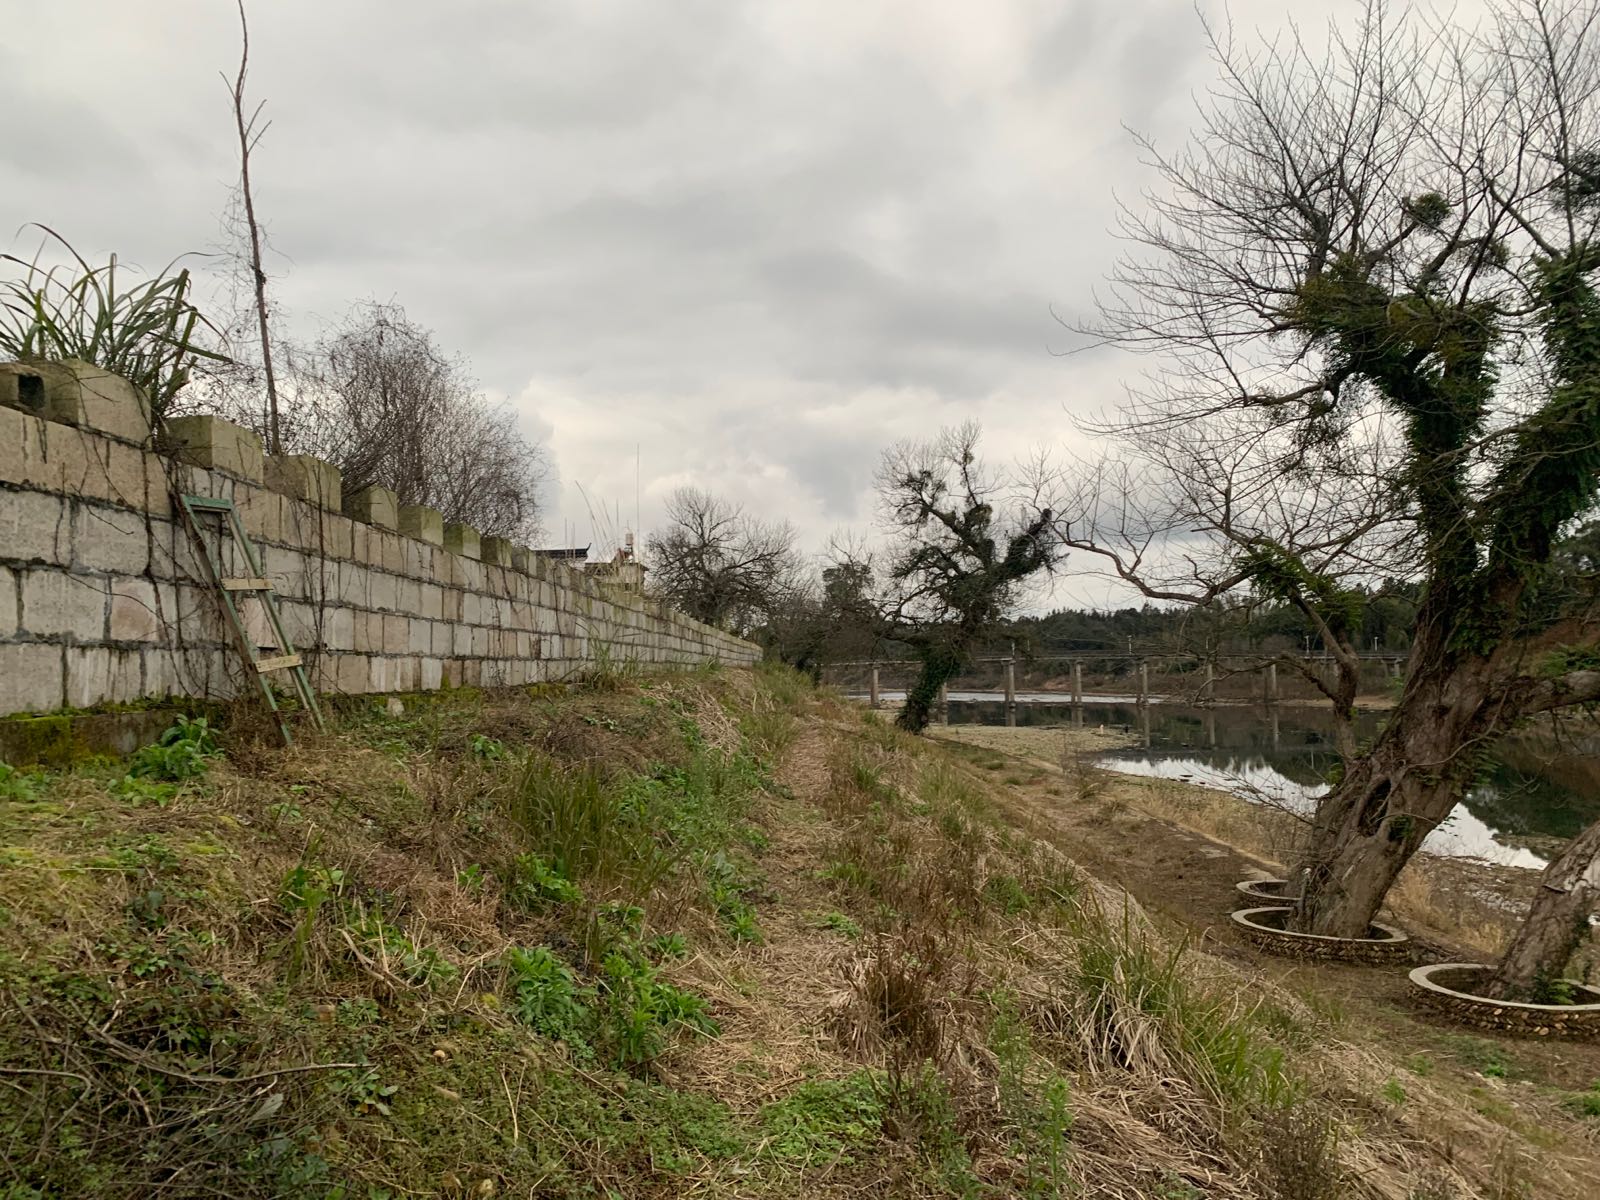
[533,546,590,562]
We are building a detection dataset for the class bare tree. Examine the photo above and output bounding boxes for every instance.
[284,301,547,541]
[872,423,1062,733]
[645,488,801,635]
[225,0,281,455]
[1070,0,1600,985]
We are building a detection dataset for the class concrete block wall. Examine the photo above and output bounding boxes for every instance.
[0,362,759,717]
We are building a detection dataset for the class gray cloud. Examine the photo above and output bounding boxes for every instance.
[7,0,1328,601]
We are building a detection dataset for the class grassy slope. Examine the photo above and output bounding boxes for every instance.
[0,667,1597,1199]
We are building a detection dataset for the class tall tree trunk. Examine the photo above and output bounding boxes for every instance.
[898,643,963,734]
[1294,657,1497,937]
[1485,818,1600,1000]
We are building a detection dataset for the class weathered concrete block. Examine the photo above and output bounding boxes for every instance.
[0,642,64,714]
[345,485,399,529]
[398,504,444,546]
[20,569,107,640]
[0,362,65,420]
[164,414,264,481]
[510,544,533,571]
[419,656,443,690]
[72,503,150,574]
[381,614,408,655]
[266,454,342,511]
[481,536,513,566]
[0,566,14,637]
[65,645,143,708]
[369,571,399,612]
[443,522,480,560]
[51,361,153,445]
[0,489,69,564]
[108,578,162,642]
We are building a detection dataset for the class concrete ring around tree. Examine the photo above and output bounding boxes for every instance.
[1235,878,1291,903]
[1408,964,1600,1038]
[1229,905,1413,964]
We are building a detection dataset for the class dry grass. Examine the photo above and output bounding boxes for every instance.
[5,681,1600,1197]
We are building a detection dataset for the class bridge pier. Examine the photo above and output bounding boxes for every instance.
[1004,658,1016,727]
[869,667,880,709]
[1266,662,1278,704]
[1138,660,1149,705]
[938,683,949,725]
[1071,660,1083,705]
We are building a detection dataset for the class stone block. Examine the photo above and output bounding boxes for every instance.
[0,642,64,714]
[398,504,444,546]
[0,488,69,564]
[20,569,107,640]
[322,607,356,652]
[510,544,533,571]
[72,502,150,574]
[0,566,13,637]
[65,645,143,708]
[164,414,264,481]
[345,486,399,529]
[335,653,371,694]
[51,361,153,445]
[0,362,66,420]
[99,439,149,512]
[369,571,399,612]
[443,523,480,560]
[481,536,513,566]
[108,577,162,642]
[265,454,342,510]
[408,618,431,655]
[382,614,408,655]
[419,656,443,690]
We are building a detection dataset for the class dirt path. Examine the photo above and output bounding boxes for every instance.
[928,725,1600,1098]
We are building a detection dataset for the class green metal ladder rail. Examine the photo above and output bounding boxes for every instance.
[176,493,326,744]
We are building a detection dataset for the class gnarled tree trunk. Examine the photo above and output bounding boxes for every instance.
[1295,654,1499,937]
[1486,819,1600,1000]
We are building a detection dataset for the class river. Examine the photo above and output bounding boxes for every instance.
[867,691,1600,870]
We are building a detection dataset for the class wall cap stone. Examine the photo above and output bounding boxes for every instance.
[164,413,264,482]
[266,453,342,510]
[346,485,399,529]
[398,504,445,546]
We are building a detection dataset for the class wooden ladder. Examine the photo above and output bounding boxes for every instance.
[176,493,326,744]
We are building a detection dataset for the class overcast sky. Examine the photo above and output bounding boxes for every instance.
[8,0,1351,609]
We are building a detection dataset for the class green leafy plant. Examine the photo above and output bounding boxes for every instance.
[0,762,41,802]
[468,733,505,761]
[351,913,458,986]
[599,951,718,1067]
[128,716,219,782]
[279,863,344,981]
[508,853,583,909]
[821,911,863,939]
[0,226,227,416]
[506,946,593,1048]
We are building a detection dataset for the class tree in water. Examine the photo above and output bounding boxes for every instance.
[872,424,1061,733]
[1064,0,1600,980]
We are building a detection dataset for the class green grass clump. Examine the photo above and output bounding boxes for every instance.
[758,1072,884,1164]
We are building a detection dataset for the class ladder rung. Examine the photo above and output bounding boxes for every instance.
[183,494,235,512]
[254,653,302,673]
[222,577,271,592]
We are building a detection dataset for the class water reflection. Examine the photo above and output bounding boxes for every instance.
[932,696,1599,871]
